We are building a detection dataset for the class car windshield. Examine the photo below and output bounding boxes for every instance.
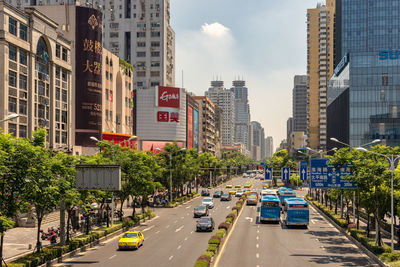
[222,194,229,197]
[194,206,206,210]
[122,233,138,238]
[203,198,212,202]
[248,196,256,200]
[199,218,211,223]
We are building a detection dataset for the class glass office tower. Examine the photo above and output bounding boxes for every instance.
[341,0,400,147]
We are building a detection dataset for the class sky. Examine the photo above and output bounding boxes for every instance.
[171,0,319,150]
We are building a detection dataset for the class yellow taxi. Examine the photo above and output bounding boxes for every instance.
[245,189,252,195]
[118,231,144,250]
[244,182,252,188]
[226,184,233,188]
[229,189,238,195]
[235,184,242,189]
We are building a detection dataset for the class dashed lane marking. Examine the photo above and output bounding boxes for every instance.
[257,230,259,233]
[166,225,170,228]
[256,236,259,240]
[226,206,231,209]
[256,253,259,258]
[186,205,191,209]
[184,237,188,241]
[156,231,160,234]
[169,256,174,261]
[109,255,116,260]
[174,220,178,223]
[175,225,184,232]
[256,244,259,248]
[181,217,184,220]
[177,245,182,250]
[142,225,155,232]
[190,231,194,234]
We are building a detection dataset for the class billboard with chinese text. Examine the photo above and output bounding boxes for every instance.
[193,109,199,150]
[155,86,180,108]
[75,7,102,146]
[187,106,193,148]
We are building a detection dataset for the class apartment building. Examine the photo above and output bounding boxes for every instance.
[307,0,336,150]
[293,75,308,133]
[230,79,250,151]
[193,96,217,155]
[0,2,73,151]
[265,136,274,158]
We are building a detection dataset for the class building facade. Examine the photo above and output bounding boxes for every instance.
[250,121,264,161]
[293,75,308,133]
[205,80,235,147]
[9,0,175,89]
[328,0,400,147]
[307,0,336,150]
[265,136,274,158]
[0,2,73,151]
[186,94,199,151]
[230,80,250,150]
[193,96,217,155]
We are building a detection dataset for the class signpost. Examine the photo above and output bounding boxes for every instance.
[265,167,273,180]
[282,168,290,181]
[300,161,308,181]
[310,159,356,189]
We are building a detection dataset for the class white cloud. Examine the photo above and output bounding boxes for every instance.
[201,22,230,37]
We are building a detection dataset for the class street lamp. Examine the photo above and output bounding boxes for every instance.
[356,147,400,252]
[0,113,19,123]
[330,137,381,148]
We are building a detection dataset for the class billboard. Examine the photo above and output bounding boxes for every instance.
[155,86,180,108]
[187,106,193,148]
[76,165,121,191]
[193,109,199,149]
[75,7,103,146]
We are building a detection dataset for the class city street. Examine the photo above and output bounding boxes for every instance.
[48,177,377,267]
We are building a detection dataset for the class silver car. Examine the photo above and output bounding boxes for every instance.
[202,197,214,209]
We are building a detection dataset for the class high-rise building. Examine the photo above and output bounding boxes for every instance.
[286,117,293,142]
[265,136,274,158]
[328,0,400,148]
[307,0,336,150]
[250,121,264,161]
[9,0,175,89]
[230,79,250,150]
[205,81,235,147]
[293,75,308,133]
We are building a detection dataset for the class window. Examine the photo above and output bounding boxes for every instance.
[137,32,146,38]
[137,52,146,57]
[19,24,27,41]
[9,97,17,113]
[19,125,27,138]
[110,32,119,38]
[151,82,160,87]
[137,23,146,28]
[106,89,109,100]
[55,67,60,79]
[55,131,60,143]
[9,44,17,61]
[19,100,27,115]
[56,109,60,122]
[151,32,160,37]
[61,111,67,123]
[151,42,160,47]
[110,73,113,81]
[56,44,60,58]
[62,90,67,102]
[151,22,160,27]
[151,61,160,67]
[133,13,136,18]
[382,73,388,86]
[9,17,17,35]
[19,49,27,65]
[62,69,67,82]
[62,48,68,61]
[137,71,146,77]
[137,42,146,47]
[8,123,16,136]
[151,71,160,77]
[106,109,109,121]
[106,56,109,65]
[106,71,109,80]
[110,60,113,66]
[110,111,113,122]
[38,105,45,119]
[19,75,27,90]
[9,71,17,87]
[151,51,160,57]
[38,81,45,96]
[61,132,67,144]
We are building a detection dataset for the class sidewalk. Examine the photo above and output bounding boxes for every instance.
[4,204,141,261]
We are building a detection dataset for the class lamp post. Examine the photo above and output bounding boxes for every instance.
[356,147,400,252]
[0,113,19,123]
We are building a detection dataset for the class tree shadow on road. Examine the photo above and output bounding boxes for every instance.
[291,254,375,266]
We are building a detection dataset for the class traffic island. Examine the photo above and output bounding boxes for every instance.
[193,195,246,267]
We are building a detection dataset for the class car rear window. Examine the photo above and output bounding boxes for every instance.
[122,233,138,238]
[199,218,211,223]
[194,206,205,210]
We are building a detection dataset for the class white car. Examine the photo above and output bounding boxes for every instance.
[235,190,244,197]
[202,197,214,209]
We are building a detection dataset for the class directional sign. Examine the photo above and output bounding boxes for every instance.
[265,167,273,180]
[282,168,290,181]
[300,161,308,181]
[310,159,356,189]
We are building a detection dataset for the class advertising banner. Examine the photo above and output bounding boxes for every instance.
[310,159,356,189]
[155,86,180,108]
[75,7,103,146]
[187,106,193,148]
[193,110,199,150]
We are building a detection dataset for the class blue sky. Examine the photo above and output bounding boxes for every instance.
[171,0,318,150]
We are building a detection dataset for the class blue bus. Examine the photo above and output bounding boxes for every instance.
[259,195,281,223]
[277,188,296,206]
[282,198,309,226]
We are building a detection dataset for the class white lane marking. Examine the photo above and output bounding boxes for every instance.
[142,225,155,232]
[187,213,189,216]
[156,230,160,234]
[175,225,184,232]
[177,245,182,250]
[245,217,253,223]
[226,206,231,209]
[257,265,260,267]
[257,230,259,234]
[169,256,174,261]
[166,225,170,228]
[256,244,259,248]
[174,220,178,223]
[186,205,191,209]
[184,237,188,241]
[256,253,259,258]
[191,231,194,234]
[256,236,259,240]
[311,219,316,224]
[181,217,184,220]
[109,255,116,260]
[257,225,260,229]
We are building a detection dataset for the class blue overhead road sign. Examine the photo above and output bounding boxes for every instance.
[282,168,290,181]
[310,159,356,189]
[265,167,272,180]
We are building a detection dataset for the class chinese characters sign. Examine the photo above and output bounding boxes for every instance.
[75,7,102,146]
[156,86,180,108]
[157,111,179,123]
[187,106,193,148]
[310,159,356,189]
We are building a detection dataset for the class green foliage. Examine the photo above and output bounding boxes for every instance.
[267,149,297,170]
[380,252,400,262]
[193,259,210,267]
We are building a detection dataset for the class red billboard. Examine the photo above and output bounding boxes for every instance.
[187,106,193,148]
[156,86,180,108]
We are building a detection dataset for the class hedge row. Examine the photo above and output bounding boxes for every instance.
[193,195,247,267]
[307,196,400,266]
[122,209,156,228]
[168,193,200,207]
[9,210,156,267]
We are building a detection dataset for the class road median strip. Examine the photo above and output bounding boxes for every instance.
[192,194,247,267]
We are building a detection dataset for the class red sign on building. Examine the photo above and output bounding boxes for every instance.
[156,86,180,108]
[157,111,169,122]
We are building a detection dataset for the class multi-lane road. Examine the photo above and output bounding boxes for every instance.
[54,176,377,267]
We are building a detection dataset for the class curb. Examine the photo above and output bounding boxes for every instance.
[308,200,387,267]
